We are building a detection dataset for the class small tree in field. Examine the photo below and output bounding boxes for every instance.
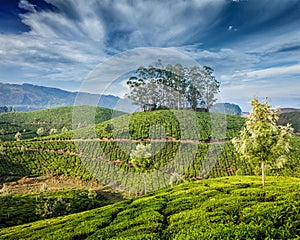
[36,127,44,136]
[49,128,57,135]
[130,144,154,194]
[61,126,68,133]
[15,132,21,141]
[232,97,293,186]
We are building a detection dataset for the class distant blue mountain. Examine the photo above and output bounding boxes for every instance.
[0,83,132,112]
[210,102,242,116]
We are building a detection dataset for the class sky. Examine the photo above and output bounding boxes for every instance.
[0,0,300,111]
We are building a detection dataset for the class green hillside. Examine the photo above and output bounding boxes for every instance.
[0,188,124,228]
[0,111,249,192]
[1,176,300,239]
[278,110,300,133]
[1,109,300,239]
[48,110,246,141]
[1,111,299,193]
[0,106,125,141]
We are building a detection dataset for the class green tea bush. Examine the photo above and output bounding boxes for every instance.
[0,189,117,228]
[1,176,300,239]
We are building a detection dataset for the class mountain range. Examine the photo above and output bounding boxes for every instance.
[0,83,134,112]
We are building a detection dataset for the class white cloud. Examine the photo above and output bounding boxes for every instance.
[81,47,201,96]
[0,0,299,110]
[0,34,102,66]
[246,64,300,79]
[0,0,228,89]
[176,47,260,85]
[18,0,36,13]
[219,64,300,111]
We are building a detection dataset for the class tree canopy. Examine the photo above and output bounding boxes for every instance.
[126,60,220,111]
[130,143,155,194]
[130,144,154,173]
[232,97,294,186]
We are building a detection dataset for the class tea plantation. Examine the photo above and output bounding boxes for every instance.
[1,110,299,193]
[0,106,125,141]
[0,189,123,228]
[1,176,300,239]
[1,109,300,239]
[49,110,246,140]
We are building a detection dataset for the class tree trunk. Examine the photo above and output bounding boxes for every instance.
[261,161,265,187]
[143,174,147,194]
[178,95,181,110]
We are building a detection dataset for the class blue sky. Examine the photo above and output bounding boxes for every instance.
[0,0,300,111]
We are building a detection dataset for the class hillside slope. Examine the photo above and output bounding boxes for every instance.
[1,176,300,239]
[1,111,299,193]
[52,110,246,141]
[0,106,125,141]
[278,110,300,133]
[1,134,299,194]
[0,188,124,229]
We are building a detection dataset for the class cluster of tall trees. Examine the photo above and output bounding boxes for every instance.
[126,60,220,111]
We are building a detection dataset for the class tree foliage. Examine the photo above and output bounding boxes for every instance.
[36,127,44,136]
[232,97,294,186]
[14,132,21,141]
[61,126,68,133]
[130,143,155,194]
[49,128,57,135]
[126,60,220,111]
[130,143,153,172]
